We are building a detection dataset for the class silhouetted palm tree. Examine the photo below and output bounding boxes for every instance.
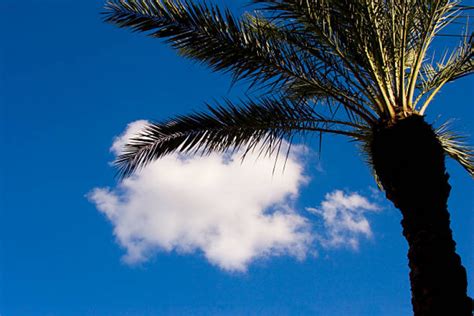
[103,1,473,315]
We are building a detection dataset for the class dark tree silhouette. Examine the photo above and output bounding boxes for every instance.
[103,1,474,315]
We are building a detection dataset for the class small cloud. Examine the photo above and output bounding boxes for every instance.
[89,120,313,272]
[368,186,385,201]
[307,190,380,250]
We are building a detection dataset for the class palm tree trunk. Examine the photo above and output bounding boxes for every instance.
[370,115,472,316]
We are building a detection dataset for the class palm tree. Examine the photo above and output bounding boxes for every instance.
[103,0,473,315]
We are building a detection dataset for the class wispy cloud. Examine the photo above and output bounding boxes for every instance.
[307,190,380,250]
[89,121,380,272]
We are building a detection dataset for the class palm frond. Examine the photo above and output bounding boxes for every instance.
[253,0,398,116]
[103,0,378,124]
[244,13,383,119]
[115,97,366,177]
[254,0,471,118]
[417,33,473,113]
[103,0,293,84]
[435,120,474,176]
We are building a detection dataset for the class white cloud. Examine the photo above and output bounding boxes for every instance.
[89,120,313,272]
[307,190,380,250]
[89,121,381,272]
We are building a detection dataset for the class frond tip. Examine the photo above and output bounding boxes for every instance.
[436,121,474,177]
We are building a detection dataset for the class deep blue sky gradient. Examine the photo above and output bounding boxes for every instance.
[1,1,473,315]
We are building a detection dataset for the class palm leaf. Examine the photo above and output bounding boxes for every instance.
[436,120,474,176]
[417,33,473,113]
[103,0,377,124]
[115,97,366,177]
[254,0,470,117]
[253,0,411,115]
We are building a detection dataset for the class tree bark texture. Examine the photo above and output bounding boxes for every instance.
[370,115,472,316]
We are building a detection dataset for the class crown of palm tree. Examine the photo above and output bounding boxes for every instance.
[103,0,473,178]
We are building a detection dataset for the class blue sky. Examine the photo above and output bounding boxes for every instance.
[1,1,473,315]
